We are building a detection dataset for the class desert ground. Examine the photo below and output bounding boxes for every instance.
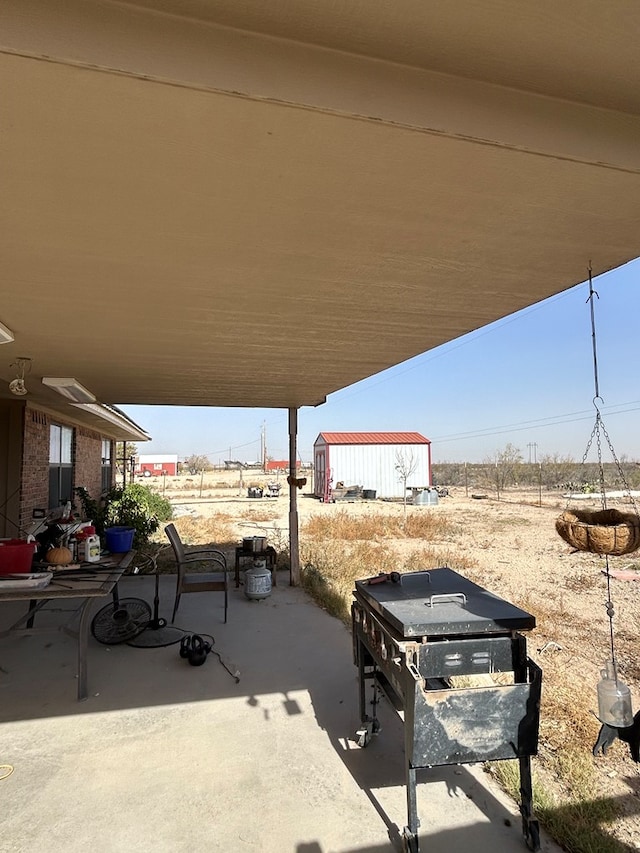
[147,471,640,851]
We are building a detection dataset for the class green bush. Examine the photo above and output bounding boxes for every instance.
[119,484,172,523]
[74,484,172,547]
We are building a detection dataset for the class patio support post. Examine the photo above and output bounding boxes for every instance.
[288,407,300,586]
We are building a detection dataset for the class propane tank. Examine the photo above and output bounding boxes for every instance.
[244,558,272,600]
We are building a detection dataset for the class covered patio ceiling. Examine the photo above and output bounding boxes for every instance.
[2,0,640,434]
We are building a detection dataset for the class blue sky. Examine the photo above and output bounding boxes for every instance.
[121,258,640,464]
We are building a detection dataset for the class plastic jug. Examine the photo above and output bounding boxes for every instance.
[77,534,101,563]
[597,659,633,727]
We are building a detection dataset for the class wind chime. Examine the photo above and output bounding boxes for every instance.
[555,267,639,758]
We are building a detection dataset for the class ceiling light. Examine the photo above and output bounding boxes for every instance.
[42,377,96,404]
[0,320,15,344]
[9,378,27,396]
[9,357,31,396]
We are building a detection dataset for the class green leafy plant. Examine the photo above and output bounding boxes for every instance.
[74,484,172,547]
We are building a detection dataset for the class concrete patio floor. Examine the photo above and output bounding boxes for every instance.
[1,575,562,853]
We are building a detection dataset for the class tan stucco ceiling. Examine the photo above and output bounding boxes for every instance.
[1,0,640,436]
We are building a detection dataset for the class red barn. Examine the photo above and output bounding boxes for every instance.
[136,454,178,477]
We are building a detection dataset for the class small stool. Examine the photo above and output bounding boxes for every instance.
[235,544,277,588]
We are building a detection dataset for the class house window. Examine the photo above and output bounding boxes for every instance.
[49,424,73,509]
[101,439,112,493]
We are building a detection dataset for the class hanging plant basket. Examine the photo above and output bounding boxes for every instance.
[556,508,640,556]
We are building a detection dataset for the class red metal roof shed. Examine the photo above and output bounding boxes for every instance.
[314,432,432,500]
[317,432,430,445]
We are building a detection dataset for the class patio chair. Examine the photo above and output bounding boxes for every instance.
[164,523,229,623]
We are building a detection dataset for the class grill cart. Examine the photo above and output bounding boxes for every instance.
[352,568,542,853]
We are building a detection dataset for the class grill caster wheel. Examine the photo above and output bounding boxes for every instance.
[355,716,381,747]
[524,820,540,851]
[401,828,419,853]
[355,720,374,747]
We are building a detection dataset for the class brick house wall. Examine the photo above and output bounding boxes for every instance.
[75,427,107,499]
[19,405,115,532]
[20,408,50,530]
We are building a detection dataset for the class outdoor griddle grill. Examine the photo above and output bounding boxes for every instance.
[352,567,542,853]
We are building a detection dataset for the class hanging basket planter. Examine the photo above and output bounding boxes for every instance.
[556,508,640,556]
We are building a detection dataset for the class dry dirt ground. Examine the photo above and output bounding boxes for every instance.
[153,473,640,850]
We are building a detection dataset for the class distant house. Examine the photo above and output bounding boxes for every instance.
[136,454,178,477]
[313,432,432,501]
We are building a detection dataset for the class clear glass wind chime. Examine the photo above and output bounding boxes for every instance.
[555,267,635,729]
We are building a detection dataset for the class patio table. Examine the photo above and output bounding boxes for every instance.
[0,551,135,701]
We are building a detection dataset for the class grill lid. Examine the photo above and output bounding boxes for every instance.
[354,568,535,637]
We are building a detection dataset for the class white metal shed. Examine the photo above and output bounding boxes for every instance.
[313,432,432,501]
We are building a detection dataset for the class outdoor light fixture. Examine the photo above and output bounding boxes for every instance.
[0,320,15,344]
[42,377,96,403]
[9,357,31,396]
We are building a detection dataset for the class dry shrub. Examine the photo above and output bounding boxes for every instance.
[563,570,602,591]
[299,530,478,623]
[302,510,452,542]
[401,512,454,539]
[487,515,532,532]
[238,508,279,523]
[402,545,478,573]
[170,513,237,546]
[303,510,386,541]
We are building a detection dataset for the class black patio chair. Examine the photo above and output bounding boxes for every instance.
[164,523,229,623]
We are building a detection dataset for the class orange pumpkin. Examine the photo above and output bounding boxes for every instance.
[46,545,73,565]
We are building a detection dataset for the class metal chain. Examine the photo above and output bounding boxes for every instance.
[582,269,630,673]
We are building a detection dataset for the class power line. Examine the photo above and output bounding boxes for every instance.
[198,438,260,458]
[433,402,640,445]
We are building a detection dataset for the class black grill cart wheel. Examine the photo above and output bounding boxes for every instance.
[355,728,371,748]
[525,820,541,852]
[402,828,419,853]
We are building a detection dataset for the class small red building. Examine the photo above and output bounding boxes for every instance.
[264,460,289,472]
[136,454,178,477]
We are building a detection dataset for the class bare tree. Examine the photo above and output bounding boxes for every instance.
[183,454,212,475]
[481,443,523,494]
[539,452,576,490]
[395,449,419,520]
